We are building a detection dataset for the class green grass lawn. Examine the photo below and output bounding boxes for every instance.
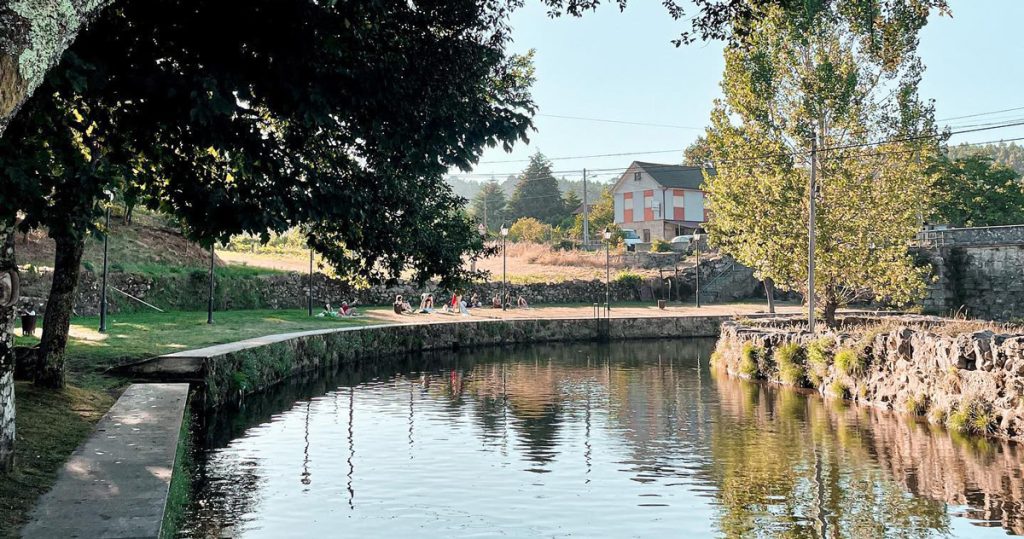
[15,309,371,385]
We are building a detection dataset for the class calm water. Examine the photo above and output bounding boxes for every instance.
[180,340,1024,538]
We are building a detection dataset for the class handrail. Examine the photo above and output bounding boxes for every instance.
[110,286,165,312]
[701,259,737,290]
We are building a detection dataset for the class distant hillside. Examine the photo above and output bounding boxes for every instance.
[447,174,612,203]
[947,142,1024,175]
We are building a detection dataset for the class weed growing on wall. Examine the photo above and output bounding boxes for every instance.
[775,342,806,387]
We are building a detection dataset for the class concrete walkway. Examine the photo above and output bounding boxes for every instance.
[21,383,189,539]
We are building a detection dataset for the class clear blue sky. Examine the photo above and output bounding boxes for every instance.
[454,0,1024,184]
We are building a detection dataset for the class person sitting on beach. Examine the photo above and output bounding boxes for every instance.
[458,294,470,316]
[469,293,481,308]
[491,294,501,309]
[339,301,358,316]
[517,295,529,309]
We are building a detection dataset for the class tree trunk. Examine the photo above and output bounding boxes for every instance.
[35,233,85,388]
[0,221,19,473]
[0,0,118,136]
[823,297,839,329]
[763,277,776,314]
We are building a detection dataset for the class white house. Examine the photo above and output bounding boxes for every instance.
[612,161,713,242]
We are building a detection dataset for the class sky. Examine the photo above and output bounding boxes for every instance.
[453,0,1024,185]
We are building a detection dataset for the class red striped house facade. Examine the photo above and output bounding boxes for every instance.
[612,161,713,242]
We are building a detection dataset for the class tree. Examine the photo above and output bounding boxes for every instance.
[683,136,714,167]
[703,2,943,326]
[947,142,1024,176]
[508,217,552,243]
[571,187,615,242]
[559,190,582,229]
[931,154,1024,227]
[1,0,536,388]
[470,181,508,232]
[507,152,566,225]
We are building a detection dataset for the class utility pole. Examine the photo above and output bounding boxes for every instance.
[308,248,314,317]
[582,168,590,247]
[808,134,817,333]
[483,196,488,231]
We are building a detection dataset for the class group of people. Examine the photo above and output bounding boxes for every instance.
[318,301,360,318]
[393,290,529,316]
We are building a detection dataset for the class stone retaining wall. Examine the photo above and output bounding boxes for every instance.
[19,270,678,316]
[124,316,728,408]
[917,225,1024,320]
[713,315,1024,443]
[18,255,762,316]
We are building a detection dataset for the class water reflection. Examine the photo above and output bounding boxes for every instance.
[179,340,1024,538]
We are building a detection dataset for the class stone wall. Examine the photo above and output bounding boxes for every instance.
[713,315,1024,444]
[918,225,1024,320]
[122,315,728,408]
[17,255,766,316]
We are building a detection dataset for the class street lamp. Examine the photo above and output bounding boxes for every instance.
[693,231,702,308]
[308,248,314,317]
[98,189,114,333]
[500,224,509,310]
[207,242,215,325]
[603,227,611,313]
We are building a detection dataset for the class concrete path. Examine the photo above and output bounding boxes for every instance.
[21,383,189,539]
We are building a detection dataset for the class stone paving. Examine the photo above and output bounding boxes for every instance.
[20,383,189,539]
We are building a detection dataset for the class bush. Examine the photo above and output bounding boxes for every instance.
[776,342,807,387]
[905,394,929,416]
[739,343,762,378]
[650,238,673,253]
[834,348,866,377]
[613,271,643,287]
[508,217,553,243]
[946,398,997,436]
[806,338,833,387]
[831,381,850,400]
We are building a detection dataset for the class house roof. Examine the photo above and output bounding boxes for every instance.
[633,161,715,190]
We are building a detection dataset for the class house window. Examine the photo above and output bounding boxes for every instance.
[633,171,641,182]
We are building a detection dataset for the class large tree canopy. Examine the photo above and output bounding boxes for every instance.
[703,1,945,325]
[0,0,538,387]
[931,154,1024,228]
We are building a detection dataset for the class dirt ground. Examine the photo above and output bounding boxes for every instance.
[360,301,802,324]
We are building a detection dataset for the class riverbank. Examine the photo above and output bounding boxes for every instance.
[5,302,790,536]
[712,315,1024,443]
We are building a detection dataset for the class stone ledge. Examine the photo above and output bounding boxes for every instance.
[20,383,189,539]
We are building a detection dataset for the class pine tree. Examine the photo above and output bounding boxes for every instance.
[506,152,566,225]
[470,181,507,232]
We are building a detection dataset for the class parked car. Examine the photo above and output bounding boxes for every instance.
[620,228,642,251]
[670,235,694,253]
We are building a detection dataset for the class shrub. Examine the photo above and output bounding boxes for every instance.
[946,398,997,436]
[904,394,929,416]
[807,338,833,387]
[739,343,762,378]
[831,381,850,400]
[776,342,807,387]
[834,348,866,377]
[650,238,673,253]
[508,217,553,243]
[613,271,643,287]
[82,260,95,273]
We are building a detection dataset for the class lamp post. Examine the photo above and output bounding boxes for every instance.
[308,248,314,317]
[98,190,114,333]
[207,243,215,324]
[500,224,509,310]
[603,228,611,313]
[693,231,702,308]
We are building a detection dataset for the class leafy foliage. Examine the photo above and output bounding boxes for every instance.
[931,154,1024,227]
[947,142,1024,176]
[703,3,943,325]
[508,217,553,243]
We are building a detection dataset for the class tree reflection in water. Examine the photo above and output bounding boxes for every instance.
[179,340,1024,538]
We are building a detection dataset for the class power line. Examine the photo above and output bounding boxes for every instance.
[536,113,704,131]
[453,118,1024,180]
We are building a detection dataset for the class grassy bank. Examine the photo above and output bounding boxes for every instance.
[0,383,115,537]
[15,309,371,385]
